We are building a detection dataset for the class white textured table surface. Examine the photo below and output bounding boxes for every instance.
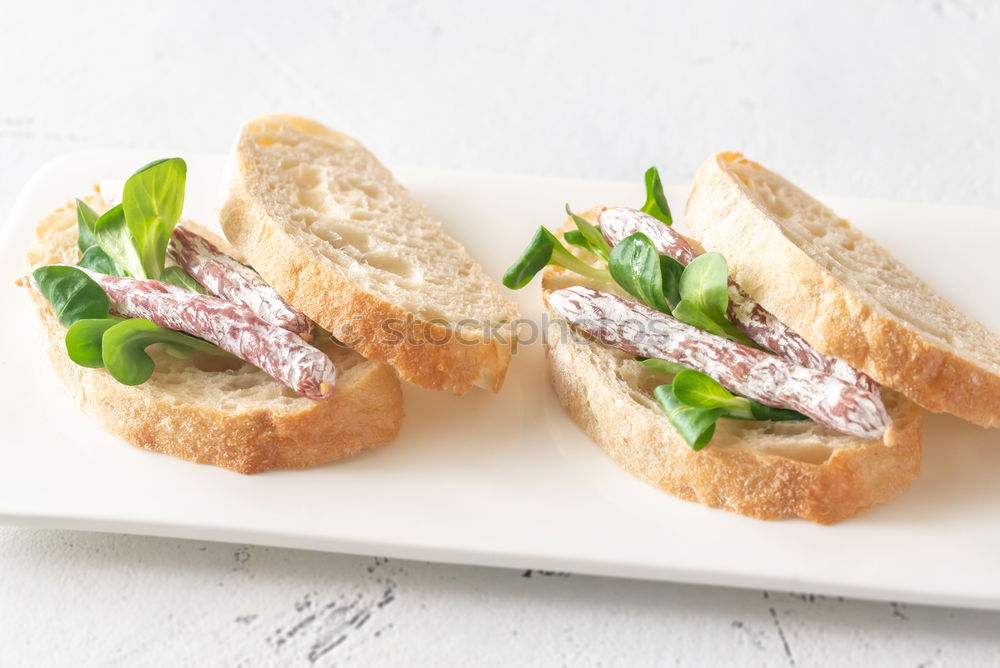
[3,1,1000,666]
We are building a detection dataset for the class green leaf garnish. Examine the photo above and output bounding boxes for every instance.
[503,227,555,289]
[675,370,805,421]
[637,357,689,377]
[75,199,100,254]
[101,318,228,385]
[670,300,738,340]
[565,204,612,261]
[77,246,120,276]
[746,402,807,422]
[656,370,807,449]
[671,253,755,346]
[654,384,721,451]
[32,266,110,327]
[160,266,210,294]
[608,232,683,313]
[563,230,588,249]
[94,204,146,278]
[67,316,229,372]
[101,319,159,384]
[659,256,684,308]
[549,237,612,281]
[640,166,672,225]
[122,157,186,280]
[678,253,728,319]
[163,343,197,359]
[671,369,747,413]
[65,318,119,367]
[502,226,610,289]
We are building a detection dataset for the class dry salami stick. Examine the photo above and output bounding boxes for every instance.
[168,224,314,340]
[598,207,878,394]
[600,207,700,265]
[97,183,314,338]
[547,286,890,439]
[79,269,336,400]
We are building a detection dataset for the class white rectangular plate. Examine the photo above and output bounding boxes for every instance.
[3,152,1000,610]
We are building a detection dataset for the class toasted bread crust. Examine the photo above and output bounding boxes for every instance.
[220,191,509,394]
[542,213,922,524]
[685,152,1000,427]
[219,114,514,395]
[26,198,403,474]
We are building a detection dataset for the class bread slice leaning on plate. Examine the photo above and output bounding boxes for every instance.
[686,152,1000,428]
[26,197,403,474]
[221,114,520,394]
[543,213,923,524]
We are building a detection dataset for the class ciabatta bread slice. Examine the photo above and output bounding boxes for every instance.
[26,196,403,474]
[543,213,923,524]
[686,152,1000,428]
[220,114,520,394]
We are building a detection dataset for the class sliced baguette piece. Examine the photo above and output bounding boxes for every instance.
[220,114,520,394]
[543,212,923,524]
[26,196,403,474]
[685,152,1000,428]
